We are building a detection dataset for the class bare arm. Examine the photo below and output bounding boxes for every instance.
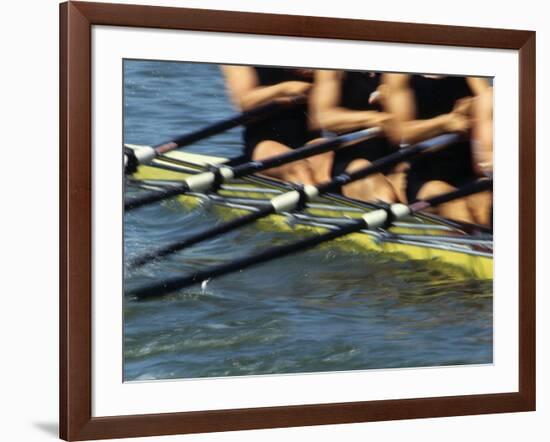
[467,76,490,96]
[221,65,311,111]
[382,73,464,145]
[471,87,493,175]
[309,70,391,132]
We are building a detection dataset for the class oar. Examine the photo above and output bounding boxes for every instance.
[124,127,382,211]
[128,133,461,268]
[127,178,492,300]
[124,96,306,174]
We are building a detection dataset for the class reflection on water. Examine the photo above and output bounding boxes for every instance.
[123,60,493,381]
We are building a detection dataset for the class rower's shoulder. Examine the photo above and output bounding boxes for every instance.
[220,65,253,75]
[381,73,410,88]
[314,69,344,82]
[466,77,491,95]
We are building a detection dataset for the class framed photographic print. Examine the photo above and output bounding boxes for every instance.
[60,1,536,440]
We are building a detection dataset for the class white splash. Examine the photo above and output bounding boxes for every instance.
[200,279,211,294]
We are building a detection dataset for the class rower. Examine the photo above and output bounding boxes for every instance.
[472,86,494,177]
[221,66,329,185]
[382,74,493,224]
[309,70,401,203]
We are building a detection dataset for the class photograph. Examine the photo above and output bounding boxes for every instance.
[123,60,494,382]
[57,1,537,439]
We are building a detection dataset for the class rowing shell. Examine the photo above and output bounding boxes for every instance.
[126,145,493,280]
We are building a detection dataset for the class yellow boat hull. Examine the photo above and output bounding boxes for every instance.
[128,149,493,280]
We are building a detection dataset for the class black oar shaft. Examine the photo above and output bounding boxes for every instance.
[125,127,380,211]
[128,179,492,300]
[410,178,493,210]
[128,219,365,300]
[230,128,380,178]
[128,206,274,267]
[125,97,306,173]
[155,97,305,153]
[125,183,190,211]
[317,133,460,194]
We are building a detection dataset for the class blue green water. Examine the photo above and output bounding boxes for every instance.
[123,60,492,381]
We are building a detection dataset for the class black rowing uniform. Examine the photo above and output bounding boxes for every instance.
[405,75,476,203]
[332,71,397,177]
[243,68,320,159]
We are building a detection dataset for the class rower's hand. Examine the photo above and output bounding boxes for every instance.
[368,84,388,107]
[443,111,470,134]
[282,81,313,96]
[472,142,493,177]
[363,111,393,130]
[274,95,308,106]
[452,97,474,116]
[474,160,493,177]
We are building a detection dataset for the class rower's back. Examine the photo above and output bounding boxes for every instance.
[412,75,471,119]
[340,71,383,111]
[407,75,474,188]
[331,71,397,177]
[243,68,318,158]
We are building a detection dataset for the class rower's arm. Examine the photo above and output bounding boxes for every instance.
[471,86,494,175]
[467,77,490,96]
[221,65,311,111]
[383,74,463,145]
[310,70,390,132]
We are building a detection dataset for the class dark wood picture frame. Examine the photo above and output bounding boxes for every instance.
[60,1,536,440]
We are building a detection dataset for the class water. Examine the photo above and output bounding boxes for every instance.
[123,60,493,381]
